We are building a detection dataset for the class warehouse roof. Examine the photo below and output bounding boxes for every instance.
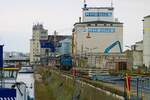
[74,21,123,26]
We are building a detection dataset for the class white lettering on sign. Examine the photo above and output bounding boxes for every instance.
[83,28,115,33]
[85,12,112,17]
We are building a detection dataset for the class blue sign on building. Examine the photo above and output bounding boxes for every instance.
[84,28,115,33]
[40,41,55,52]
[85,12,112,17]
[0,45,3,68]
[0,88,16,100]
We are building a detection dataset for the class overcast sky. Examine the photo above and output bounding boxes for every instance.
[0,0,150,53]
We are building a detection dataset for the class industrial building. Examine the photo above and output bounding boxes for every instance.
[4,52,29,65]
[57,38,72,55]
[30,25,72,65]
[48,35,71,43]
[129,15,150,68]
[30,24,48,64]
[47,34,72,55]
[125,14,150,69]
[143,15,150,68]
[29,23,72,65]
[125,41,143,69]
[124,15,150,69]
[72,4,123,56]
[44,35,72,65]
[72,3,124,68]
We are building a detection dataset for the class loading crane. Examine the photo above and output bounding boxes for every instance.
[91,41,123,80]
[104,41,122,53]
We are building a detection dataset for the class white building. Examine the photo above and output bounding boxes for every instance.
[73,5,123,56]
[143,15,150,67]
[30,24,48,64]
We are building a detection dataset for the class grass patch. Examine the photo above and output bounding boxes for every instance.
[35,67,121,100]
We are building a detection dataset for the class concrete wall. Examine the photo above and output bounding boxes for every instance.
[125,50,143,69]
[133,51,143,67]
[76,53,127,69]
[74,23,123,54]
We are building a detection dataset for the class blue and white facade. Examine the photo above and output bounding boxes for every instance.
[83,7,114,22]
[57,38,72,55]
[73,6,123,55]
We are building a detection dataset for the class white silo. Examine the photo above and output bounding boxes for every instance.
[143,15,150,67]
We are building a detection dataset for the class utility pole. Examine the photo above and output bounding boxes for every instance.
[83,0,87,8]
[53,30,57,66]
[54,30,57,48]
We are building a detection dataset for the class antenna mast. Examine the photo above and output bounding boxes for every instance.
[84,0,87,8]
[111,0,113,7]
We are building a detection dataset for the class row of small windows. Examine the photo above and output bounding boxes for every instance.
[87,28,115,33]
[85,12,112,17]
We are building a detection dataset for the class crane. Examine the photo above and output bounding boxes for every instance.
[104,41,122,53]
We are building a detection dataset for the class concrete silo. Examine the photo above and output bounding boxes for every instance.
[143,15,150,67]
